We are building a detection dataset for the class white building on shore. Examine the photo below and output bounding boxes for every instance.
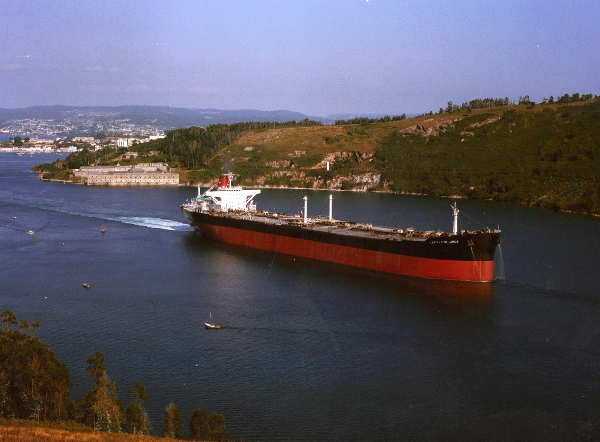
[73,163,178,186]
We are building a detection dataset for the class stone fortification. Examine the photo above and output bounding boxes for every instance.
[73,163,179,186]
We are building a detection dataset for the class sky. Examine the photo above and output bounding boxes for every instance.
[0,0,599,116]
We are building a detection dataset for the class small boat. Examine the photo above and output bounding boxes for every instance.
[0,223,48,236]
[204,312,220,330]
[82,283,90,288]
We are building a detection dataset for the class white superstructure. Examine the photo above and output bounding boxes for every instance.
[189,173,260,212]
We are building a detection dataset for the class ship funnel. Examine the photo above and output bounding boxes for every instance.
[329,194,333,221]
[451,202,459,234]
[218,175,230,189]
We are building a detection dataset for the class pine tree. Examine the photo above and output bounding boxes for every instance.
[125,381,150,434]
[162,402,182,439]
[85,352,122,432]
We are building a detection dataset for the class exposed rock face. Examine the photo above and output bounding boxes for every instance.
[308,172,381,191]
[315,151,373,168]
[331,173,381,191]
[288,150,307,157]
[250,149,382,190]
[467,116,500,128]
[265,160,292,168]
[460,116,500,140]
[271,170,305,178]
[397,118,460,137]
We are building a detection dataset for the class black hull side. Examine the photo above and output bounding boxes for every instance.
[184,210,500,262]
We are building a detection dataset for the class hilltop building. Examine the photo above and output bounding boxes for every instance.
[116,134,165,148]
[72,136,95,143]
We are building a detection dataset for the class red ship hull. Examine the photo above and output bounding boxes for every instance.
[197,221,496,282]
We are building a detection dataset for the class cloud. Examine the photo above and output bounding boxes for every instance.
[125,84,153,92]
[123,84,228,95]
[77,84,122,93]
[83,66,124,73]
[0,63,24,71]
[173,86,227,94]
[77,83,230,96]
[84,65,104,72]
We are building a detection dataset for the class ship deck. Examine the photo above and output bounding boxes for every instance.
[183,206,497,242]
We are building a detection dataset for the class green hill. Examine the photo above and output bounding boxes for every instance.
[373,101,600,213]
[218,100,600,215]
[35,99,600,215]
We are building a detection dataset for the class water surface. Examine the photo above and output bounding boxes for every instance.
[1,154,599,441]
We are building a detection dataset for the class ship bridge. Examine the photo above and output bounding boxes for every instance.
[198,173,260,212]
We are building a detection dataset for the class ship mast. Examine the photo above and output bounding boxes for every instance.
[451,202,459,234]
[303,196,308,224]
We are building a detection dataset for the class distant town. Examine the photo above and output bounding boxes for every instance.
[0,107,175,155]
[0,109,171,138]
[0,105,327,155]
[0,134,165,154]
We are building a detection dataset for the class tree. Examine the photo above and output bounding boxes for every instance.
[125,381,150,435]
[86,351,106,387]
[207,412,229,441]
[162,402,182,439]
[82,351,122,432]
[189,408,229,442]
[518,95,531,105]
[13,136,23,147]
[189,408,209,441]
[0,310,71,421]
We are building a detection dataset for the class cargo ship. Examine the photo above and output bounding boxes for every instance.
[181,174,501,282]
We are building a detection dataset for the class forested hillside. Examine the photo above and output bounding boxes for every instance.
[35,97,600,215]
[375,101,600,213]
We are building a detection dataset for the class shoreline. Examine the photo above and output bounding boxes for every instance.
[36,172,599,219]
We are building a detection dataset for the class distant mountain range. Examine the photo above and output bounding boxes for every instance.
[0,105,414,127]
[0,105,416,138]
[0,105,335,127]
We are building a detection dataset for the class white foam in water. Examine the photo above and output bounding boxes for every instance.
[1,197,195,232]
[116,216,194,231]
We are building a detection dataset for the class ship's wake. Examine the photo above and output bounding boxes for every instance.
[0,199,194,232]
[114,216,194,231]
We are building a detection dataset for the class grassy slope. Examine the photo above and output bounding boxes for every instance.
[226,112,461,157]
[213,101,599,214]
[0,420,162,442]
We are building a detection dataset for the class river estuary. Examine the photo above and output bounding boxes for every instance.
[1,154,599,441]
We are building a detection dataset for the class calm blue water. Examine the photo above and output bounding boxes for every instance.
[1,154,600,441]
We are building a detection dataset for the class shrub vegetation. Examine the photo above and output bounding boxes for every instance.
[1,311,229,440]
